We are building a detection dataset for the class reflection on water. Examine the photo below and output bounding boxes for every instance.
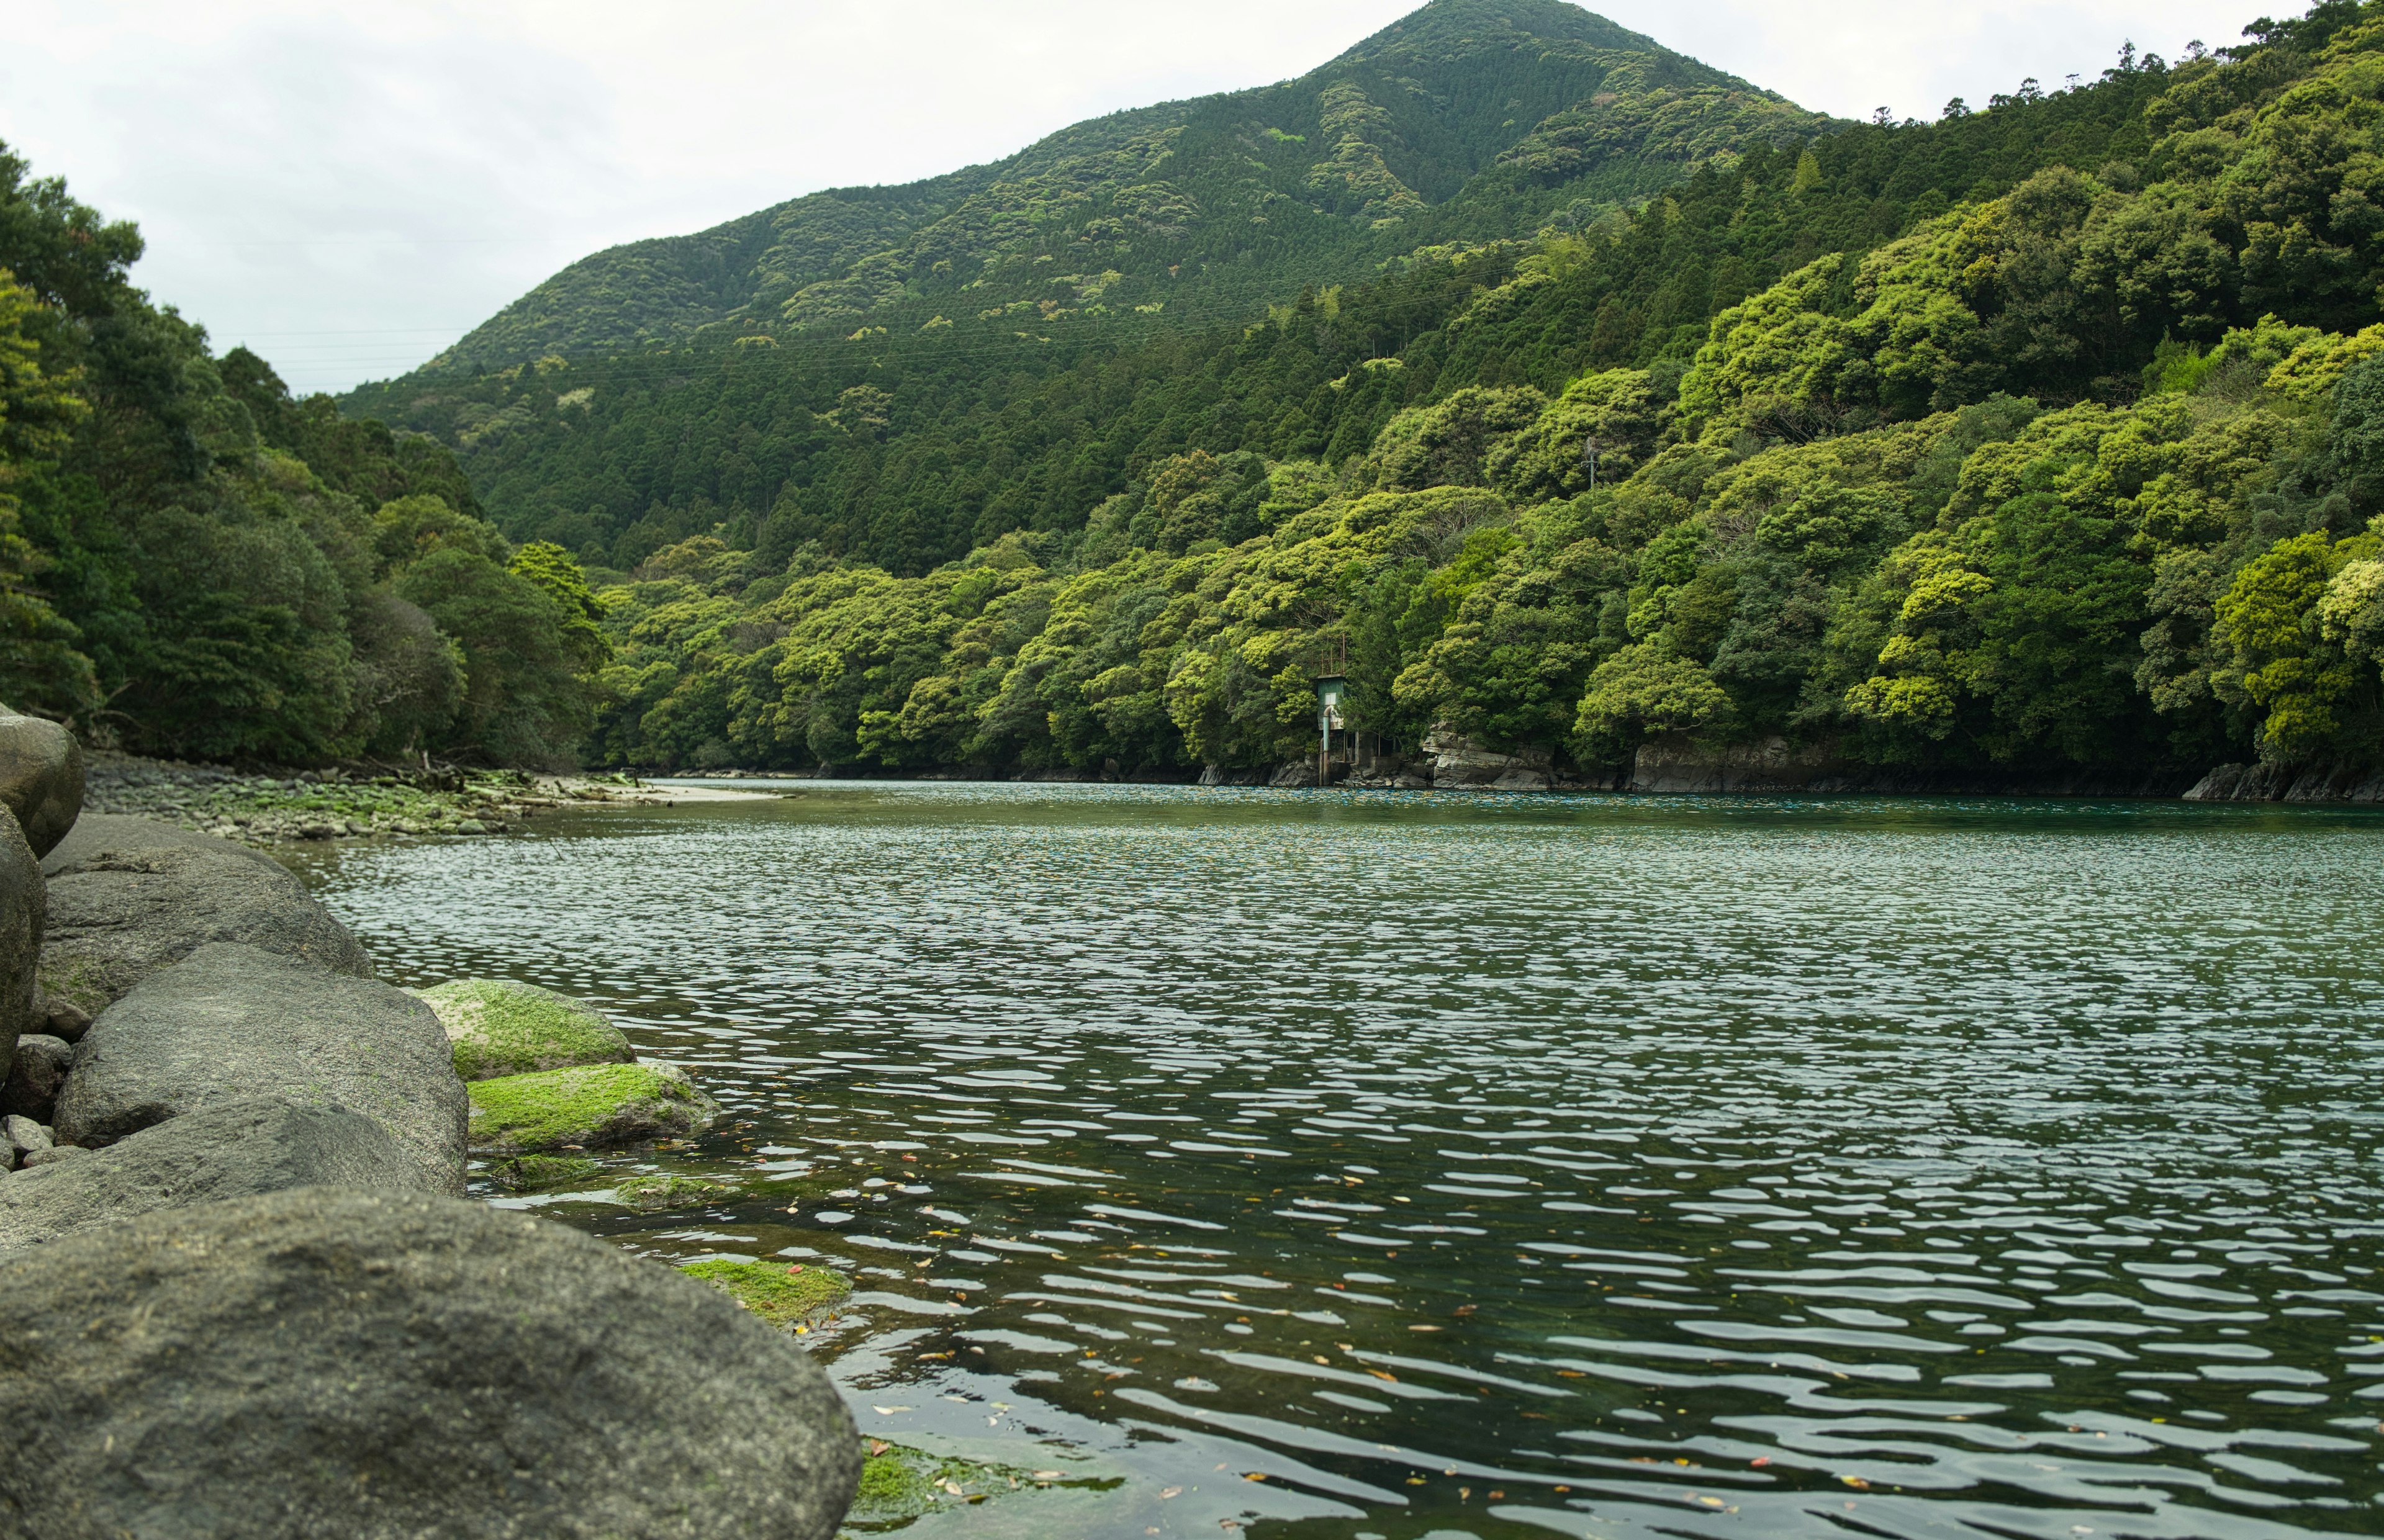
[299,783,2384,1538]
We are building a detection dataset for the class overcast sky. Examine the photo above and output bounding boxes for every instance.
[1,0,2262,394]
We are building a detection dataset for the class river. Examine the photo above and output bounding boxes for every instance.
[296,781,2384,1539]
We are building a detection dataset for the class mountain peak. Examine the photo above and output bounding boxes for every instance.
[387,0,1817,379]
[1335,0,1667,64]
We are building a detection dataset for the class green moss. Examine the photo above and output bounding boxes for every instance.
[677,1258,852,1330]
[483,1153,607,1191]
[852,1452,929,1513]
[842,1443,1051,1527]
[616,1173,738,1210]
[465,1061,715,1153]
[34,954,109,1015]
[415,978,632,1081]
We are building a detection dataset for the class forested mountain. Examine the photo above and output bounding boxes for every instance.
[0,150,605,764]
[341,0,2384,788]
[13,0,2384,793]
[423,0,1831,375]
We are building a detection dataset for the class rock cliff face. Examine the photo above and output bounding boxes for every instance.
[2183,762,2384,803]
[1420,731,1556,791]
[1627,734,1850,795]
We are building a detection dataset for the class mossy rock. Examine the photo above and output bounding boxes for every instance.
[616,1173,739,1211]
[483,1154,607,1192]
[466,1062,718,1153]
[677,1258,852,1332]
[413,978,633,1082]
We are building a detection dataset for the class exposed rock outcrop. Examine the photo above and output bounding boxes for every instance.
[53,942,466,1192]
[0,1097,413,1251]
[1628,733,1852,794]
[416,978,635,1081]
[2184,762,2384,803]
[0,709,83,859]
[0,1186,861,1539]
[1421,729,1553,789]
[37,814,372,1014]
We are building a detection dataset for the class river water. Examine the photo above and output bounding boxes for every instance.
[299,782,2384,1539]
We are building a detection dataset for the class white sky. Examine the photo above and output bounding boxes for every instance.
[0,0,2260,394]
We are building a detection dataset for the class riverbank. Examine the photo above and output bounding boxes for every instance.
[661,729,2384,803]
[84,752,767,844]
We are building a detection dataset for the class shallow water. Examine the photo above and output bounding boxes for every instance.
[301,783,2384,1538]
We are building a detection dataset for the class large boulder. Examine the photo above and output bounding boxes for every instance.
[0,1096,413,1251]
[37,814,371,1015]
[416,977,635,1081]
[53,943,466,1192]
[0,1187,860,1539]
[467,1061,718,1153]
[0,809,38,1084]
[0,708,82,858]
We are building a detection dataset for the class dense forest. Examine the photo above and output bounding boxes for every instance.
[0,149,603,764]
[13,0,2384,789]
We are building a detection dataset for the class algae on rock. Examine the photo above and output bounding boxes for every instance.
[482,1153,608,1192]
[842,1441,1051,1528]
[465,1061,716,1152]
[677,1258,852,1331]
[414,978,633,1081]
[616,1172,739,1210]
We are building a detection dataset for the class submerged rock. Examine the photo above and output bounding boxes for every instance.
[0,1186,861,1538]
[415,977,634,1081]
[53,943,466,1192]
[38,814,371,1015]
[677,1257,852,1332]
[0,708,83,858]
[466,1061,718,1153]
[484,1153,608,1192]
[0,1097,412,1251]
[1,1033,70,1122]
[617,1172,740,1210]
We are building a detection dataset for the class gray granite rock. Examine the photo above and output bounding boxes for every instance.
[0,809,38,1085]
[0,708,83,858]
[17,1145,83,1169]
[3,1113,48,1156]
[38,997,89,1043]
[53,943,466,1192]
[0,1187,860,1539]
[0,1097,413,1251]
[37,814,370,1015]
[2,1033,70,1121]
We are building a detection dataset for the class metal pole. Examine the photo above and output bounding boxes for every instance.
[1319,721,1329,789]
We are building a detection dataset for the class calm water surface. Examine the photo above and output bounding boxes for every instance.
[299,783,2384,1539]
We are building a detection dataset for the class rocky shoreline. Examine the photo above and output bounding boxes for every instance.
[82,750,747,845]
[677,731,2384,804]
[0,708,862,1536]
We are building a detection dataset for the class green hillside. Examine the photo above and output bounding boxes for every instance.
[11,0,2384,795]
[344,34,2167,579]
[418,0,1832,374]
[368,1,2384,789]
